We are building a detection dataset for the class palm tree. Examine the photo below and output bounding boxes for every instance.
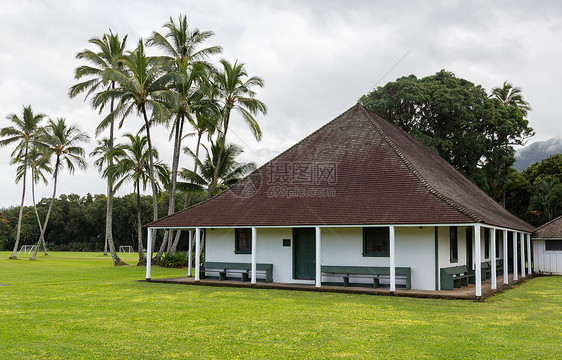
[490,81,532,206]
[30,118,90,261]
[93,39,173,256]
[176,141,255,257]
[529,179,562,222]
[107,134,169,264]
[0,105,46,259]
[90,138,126,265]
[69,30,127,261]
[180,141,256,197]
[24,146,51,255]
[490,81,531,117]
[147,15,221,256]
[166,103,219,254]
[209,59,267,197]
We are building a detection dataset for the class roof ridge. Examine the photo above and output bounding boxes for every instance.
[359,105,483,223]
[533,214,562,232]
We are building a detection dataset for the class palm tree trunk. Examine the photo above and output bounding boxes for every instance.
[209,109,231,199]
[170,131,204,252]
[31,160,60,260]
[106,183,126,266]
[9,164,27,259]
[136,181,146,264]
[162,116,185,255]
[30,170,47,255]
[105,83,117,257]
[141,105,159,263]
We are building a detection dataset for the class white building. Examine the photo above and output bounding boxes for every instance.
[147,104,535,297]
[532,215,562,275]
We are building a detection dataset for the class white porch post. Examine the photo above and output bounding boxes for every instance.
[491,228,496,290]
[146,227,152,280]
[390,225,396,292]
[251,227,257,284]
[526,233,532,275]
[195,228,201,281]
[503,230,508,284]
[474,224,482,297]
[315,227,321,288]
[520,232,526,277]
[513,232,518,281]
[187,230,193,277]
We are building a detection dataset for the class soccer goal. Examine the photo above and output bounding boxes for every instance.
[119,246,134,253]
[18,245,37,254]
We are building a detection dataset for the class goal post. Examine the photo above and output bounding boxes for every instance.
[119,246,134,253]
[18,245,37,254]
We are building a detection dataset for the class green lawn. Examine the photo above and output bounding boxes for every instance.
[0,252,560,359]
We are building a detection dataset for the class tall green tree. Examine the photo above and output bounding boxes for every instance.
[489,81,533,205]
[529,179,562,223]
[360,70,534,196]
[178,141,255,257]
[107,134,169,264]
[30,118,89,260]
[94,39,173,258]
[0,105,46,259]
[69,30,128,262]
[24,147,51,255]
[166,102,219,254]
[147,15,221,257]
[90,138,126,265]
[210,59,267,197]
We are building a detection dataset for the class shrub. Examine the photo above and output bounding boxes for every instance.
[69,242,98,252]
[159,251,188,268]
[58,244,70,251]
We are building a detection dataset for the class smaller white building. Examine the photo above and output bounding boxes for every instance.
[532,216,562,275]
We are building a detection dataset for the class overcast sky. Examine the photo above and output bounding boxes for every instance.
[1,0,561,208]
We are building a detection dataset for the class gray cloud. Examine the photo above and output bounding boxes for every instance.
[1,0,561,207]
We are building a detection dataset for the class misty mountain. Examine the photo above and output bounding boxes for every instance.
[514,137,562,171]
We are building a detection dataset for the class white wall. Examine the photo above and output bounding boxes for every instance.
[205,228,297,283]
[205,226,437,290]
[533,240,562,275]
[438,226,468,269]
[320,227,434,290]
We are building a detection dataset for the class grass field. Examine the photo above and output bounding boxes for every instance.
[0,252,560,359]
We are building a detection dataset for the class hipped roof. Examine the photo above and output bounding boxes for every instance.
[533,215,562,239]
[150,104,533,232]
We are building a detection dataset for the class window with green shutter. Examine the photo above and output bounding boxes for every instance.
[450,226,458,263]
[235,228,252,254]
[363,227,389,257]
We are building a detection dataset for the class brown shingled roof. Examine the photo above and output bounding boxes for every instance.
[533,215,562,239]
[149,104,533,232]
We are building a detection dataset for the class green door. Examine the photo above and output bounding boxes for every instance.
[293,228,316,280]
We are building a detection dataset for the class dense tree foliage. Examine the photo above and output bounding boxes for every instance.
[522,153,562,185]
[361,70,534,199]
[506,154,562,226]
[0,192,205,252]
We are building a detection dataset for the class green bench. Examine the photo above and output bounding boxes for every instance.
[480,260,504,280]
[495,259,504,277]
[321,265,411,290]
[201,262,273,283]
[440,265,475,290]
[481,261,492,280]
